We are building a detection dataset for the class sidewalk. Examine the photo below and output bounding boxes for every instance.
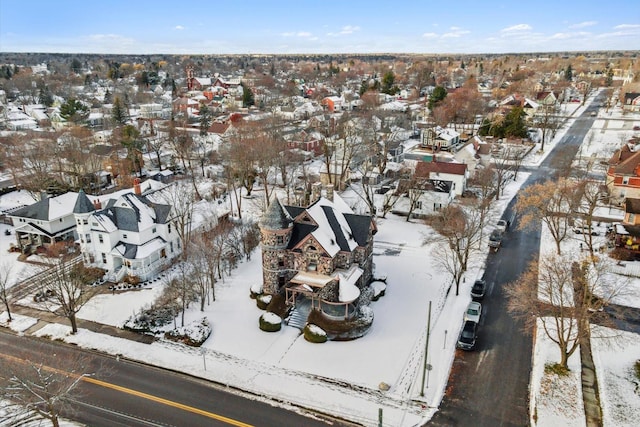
[11,304,155,344]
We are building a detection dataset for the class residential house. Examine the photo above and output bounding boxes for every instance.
[611,197,640,255]
[390,177,455,218]
[414,160,468,196]
[259,183,377,329]
[8,191,93,253]
[606,144,640,205]
[420,126,460,151]
[75,179,182,282]
[622,92,640,113]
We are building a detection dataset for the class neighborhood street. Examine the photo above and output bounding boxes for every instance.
[427,93,609,426]
[0,330,345,427]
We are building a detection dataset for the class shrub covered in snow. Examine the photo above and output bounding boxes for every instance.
[123,304,177,333]
[259,312,282,332]
[370,280,387,301]
[303,323,327,343]
[164,318,212,347]
[256,294,272,310]
[250,283,263,299]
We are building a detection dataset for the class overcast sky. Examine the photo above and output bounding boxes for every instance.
[1,0,638,55]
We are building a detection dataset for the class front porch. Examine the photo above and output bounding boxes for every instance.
[284,270,358,321]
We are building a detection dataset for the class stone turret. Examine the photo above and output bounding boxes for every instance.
[259,198,294,295]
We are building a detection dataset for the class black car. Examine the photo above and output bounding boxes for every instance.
[471,279,486,299]
[457,320,477,350]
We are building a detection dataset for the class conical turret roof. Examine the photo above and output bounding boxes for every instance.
[73,189,96,214]
[259,198,293,230]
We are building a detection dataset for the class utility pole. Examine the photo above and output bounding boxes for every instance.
[420,300,432,397]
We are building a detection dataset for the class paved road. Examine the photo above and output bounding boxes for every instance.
[427,92,608,427]
[0,330,345,427]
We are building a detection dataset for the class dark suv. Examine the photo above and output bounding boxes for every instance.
[471,279,486,299]
[457,320,477,350]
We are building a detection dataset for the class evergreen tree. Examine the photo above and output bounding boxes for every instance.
[111,96,127,125]
[242,83,255,107]
[71,58,82,74]
[59,99,89,124]
[103,89,113,104]
[503,106,528,138]
[199,104,212,136]
[564,64,573,81]
[381,71,398,95]
[38,83,54,107]
[428,86,447,110]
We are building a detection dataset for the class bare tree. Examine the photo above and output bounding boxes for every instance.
[425,205,483,295]
[0,347,93,427]
[0,262,14,322]
[39,243,104,334]
[506,253,624,370]
[516,179,580,255]
[467,165,498,244]
[492,145,515,200]
[156,181,197,259]
[165,262,198,327]
[574,180,608,256]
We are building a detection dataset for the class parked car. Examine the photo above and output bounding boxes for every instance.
[634,125,640,131]
[471,279,486,299]
[573,224,599,236]
[457,320,477,350]
[464,301,482,323]
[496,219,508,233]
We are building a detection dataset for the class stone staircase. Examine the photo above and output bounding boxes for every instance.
[286,308,308,329]
[286,298,312,330]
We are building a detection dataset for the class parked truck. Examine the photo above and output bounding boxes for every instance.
[489,228,504,252]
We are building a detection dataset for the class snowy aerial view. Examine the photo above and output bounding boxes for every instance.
[1,2,639,426]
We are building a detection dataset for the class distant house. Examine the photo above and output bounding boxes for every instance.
[414,160,468,196]
[390,177,455,218]
[622,92,640,113]
[420,126,460,151]
[610,198,640,254]
[606,144,640,205]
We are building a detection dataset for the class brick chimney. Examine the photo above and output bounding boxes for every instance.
[325,183,334,202]
[133,178,142,195]
[93,199,102,210]
[311,182,322,203]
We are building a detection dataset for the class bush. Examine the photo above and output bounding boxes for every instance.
[544,363,570,376]
[635,360,640,380]
[256,294,272,310]
[303,324,327,343]
[249,283,262,299]
[164,318,212,347]
[259,312,282,332]
[123,304,177,333]
[266,293,290,318]
[370,281,387,301]
[307,306,374,341]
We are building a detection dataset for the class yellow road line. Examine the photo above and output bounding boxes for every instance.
[1,353,252,427]
[82,376,254,427]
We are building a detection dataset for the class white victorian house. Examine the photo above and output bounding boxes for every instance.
[74,181,182,282]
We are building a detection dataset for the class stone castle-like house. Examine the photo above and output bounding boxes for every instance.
[259,183,377,323]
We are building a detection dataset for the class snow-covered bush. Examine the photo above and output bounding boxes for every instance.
[256,294,272,310]
[123,304,176,333]
[304,324,327,343]
[370,280,387,301]
[259,312,282,332]
[164,317,212,347]
[250,283,263,299]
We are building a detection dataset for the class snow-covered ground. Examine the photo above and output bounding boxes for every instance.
[1,90,639,426]
[526,92,640,427]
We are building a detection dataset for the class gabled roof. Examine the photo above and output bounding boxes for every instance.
[11,192,88,222]
[415,160,467,178]
[93,193,171,233]
[281,195,372,258]
[609,149,640,176]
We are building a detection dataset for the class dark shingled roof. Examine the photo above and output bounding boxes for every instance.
[259,198,293,230]
[321,205,350,251]
[625,198,640,215]
[344,214,373,247]
[73,190,96,214]
[96,193,171,232]
[11,197,50,220]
